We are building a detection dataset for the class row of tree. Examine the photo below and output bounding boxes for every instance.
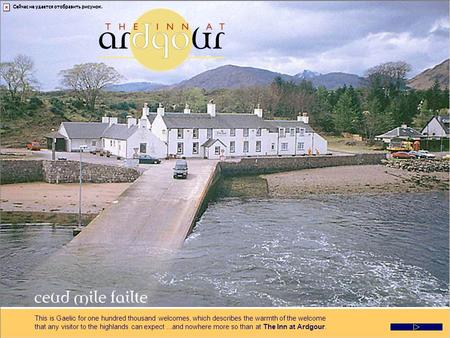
[1,55,448,140]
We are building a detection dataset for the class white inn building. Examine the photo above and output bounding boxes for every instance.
[53,102,327,159]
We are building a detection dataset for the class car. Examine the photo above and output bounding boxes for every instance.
[408,150,436,159]
[173,159,188,179]
[26,142,41,151]
[443,154,450,160]
[416,150,436,159]
[138,155,161,164]
[392,151,415,159]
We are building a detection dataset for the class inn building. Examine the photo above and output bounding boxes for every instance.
[52,102,327,159]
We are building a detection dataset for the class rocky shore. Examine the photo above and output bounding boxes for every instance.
[262,164,448,198]
[385,158,449,172]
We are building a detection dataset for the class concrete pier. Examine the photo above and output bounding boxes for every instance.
[68,159,218,250]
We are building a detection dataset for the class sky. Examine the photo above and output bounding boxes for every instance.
[1,1,449,90]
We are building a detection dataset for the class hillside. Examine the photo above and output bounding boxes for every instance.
[310,72,366,89]
[105,82,167,92]
[172,65,366,90]
[408,59,449,90]
[173,65,293,90]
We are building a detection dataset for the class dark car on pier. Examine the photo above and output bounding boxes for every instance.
[173,159,188,179]
[138,155,161,164]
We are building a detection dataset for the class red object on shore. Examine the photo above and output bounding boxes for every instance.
[392,151,415,159]
[26,142,41,151]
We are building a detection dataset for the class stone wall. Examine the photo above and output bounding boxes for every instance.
[42,160,140,183]
[0,160,44,184]
[1,160,140,184]
[219,153,387,176]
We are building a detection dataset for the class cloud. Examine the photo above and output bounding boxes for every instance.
[1,1,448,90]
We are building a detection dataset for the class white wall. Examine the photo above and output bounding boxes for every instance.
[127,128,167,159]
[166,127,278,158]
[103,138,127,158]
[422,117,447,138]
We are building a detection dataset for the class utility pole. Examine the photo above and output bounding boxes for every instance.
[78,145,87,228]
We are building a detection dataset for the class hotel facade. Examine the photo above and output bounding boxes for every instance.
[53,102,327,159]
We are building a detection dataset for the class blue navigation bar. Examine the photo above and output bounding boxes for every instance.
[390,323,443,331]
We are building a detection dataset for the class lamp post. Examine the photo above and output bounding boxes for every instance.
[51,128,56,161]
[78,145,88,228]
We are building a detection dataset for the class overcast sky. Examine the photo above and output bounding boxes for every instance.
[1,1,449,90]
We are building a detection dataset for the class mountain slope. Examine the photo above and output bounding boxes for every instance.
[310,72,366,89]
[173,65,366,90]
[173,65,293,90]
[408,59,449,90]
[105,82,167,92]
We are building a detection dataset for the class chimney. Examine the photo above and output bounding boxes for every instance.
[254,104,263,118]
[207,99,216,117]
[157,102,165,116]
[401,124,407,129]
[142,102,149,117]
[102,116,110,124]
[184,103,191,114]
[127,115,137,128]
[109,117,118,126]
[302,112,309,124]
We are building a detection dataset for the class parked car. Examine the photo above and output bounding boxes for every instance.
[417,150,436,159]
[138,155,161,164]
[443,154,450,160]
[392,151,415,159]
[173,159,188,179]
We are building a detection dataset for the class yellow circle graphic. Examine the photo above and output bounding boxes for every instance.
[130,8,192,71]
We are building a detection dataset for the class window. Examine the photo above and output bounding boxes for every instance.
[271,143,275,151]
[193,128,199,139]
[290,128,295,136]
[256,141,261,152]
[243,128,249,137]
[92,140,96,146]
[193,142,199,154]
[298,128,305,136]
[281,142,288,151]
[297,142,304,151]
[207,128,213,138]
[243,141,249,153]
[177,142,184,154]
[102,139,105,147]
[230,128,236,136]
[215,146,220,155]
[140,143,147,153]
[230,141,235,153]
[279,128,285,138]
[177,129,183,139]
[110,140,113,146]
[256,128,262,136]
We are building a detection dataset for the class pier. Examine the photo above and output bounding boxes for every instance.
[68,159,218,250]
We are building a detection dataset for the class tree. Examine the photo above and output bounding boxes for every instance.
[332,89,362,134]
[0,54,37,102]
[366,61,411,92]
[59,63,122,111]
[413,99,434,129]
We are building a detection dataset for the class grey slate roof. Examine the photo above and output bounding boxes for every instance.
[62,122,110,139]
[268,120,314,133]
[376,126,423,139]
[161,113,276,130]
[102,124,139,140]
[201,138,227,148]
[45,131,66,139]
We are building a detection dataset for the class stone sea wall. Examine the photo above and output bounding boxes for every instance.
[219,153,387,176]
[0,160,44,184]
[1,159,140,184]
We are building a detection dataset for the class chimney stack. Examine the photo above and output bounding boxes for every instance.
[254,104,263,118]
[127,115,137,128]
[184,103,191,114]
[207,100,216,117]
[142,102,149,117]
[102,116,110,124]
[401,124,407,129]
[157,102,165,116]
[302,112,309,124]
[109,117,118,126]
